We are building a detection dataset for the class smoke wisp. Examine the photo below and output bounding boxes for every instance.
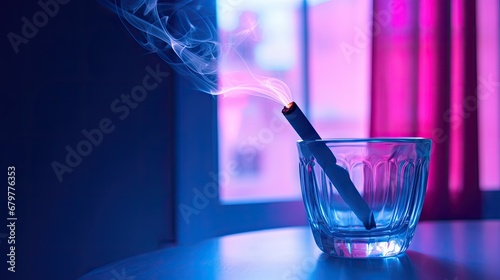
[100,0,293,105]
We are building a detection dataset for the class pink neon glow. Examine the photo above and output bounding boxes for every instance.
[449,0,464,193]
[477,0,500,191]
[416,0,436,137]
[416,0,446,205]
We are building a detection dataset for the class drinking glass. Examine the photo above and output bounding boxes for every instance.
[297,138,432,258]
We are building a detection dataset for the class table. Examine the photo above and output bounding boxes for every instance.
[80,220,500,279]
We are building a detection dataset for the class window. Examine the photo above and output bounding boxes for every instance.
[217,0,305,203]
[217,0,372,203]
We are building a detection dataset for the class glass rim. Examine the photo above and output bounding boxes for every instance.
[297,137,432,144]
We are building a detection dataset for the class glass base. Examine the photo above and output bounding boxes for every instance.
[313,228,412,258]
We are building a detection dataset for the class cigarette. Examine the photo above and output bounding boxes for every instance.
[282,102,376,230]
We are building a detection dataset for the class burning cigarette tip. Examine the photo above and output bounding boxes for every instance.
[282,101,296,114]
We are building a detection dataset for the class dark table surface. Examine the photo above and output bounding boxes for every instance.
[81,220,500,279]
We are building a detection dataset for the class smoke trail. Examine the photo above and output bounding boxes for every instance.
[99,0,293,106]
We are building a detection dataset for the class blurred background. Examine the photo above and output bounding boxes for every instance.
[0,0,498,279]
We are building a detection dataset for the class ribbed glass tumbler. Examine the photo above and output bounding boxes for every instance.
[297,138,432,258]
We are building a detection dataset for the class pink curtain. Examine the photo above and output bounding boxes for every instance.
[370,0,481,219]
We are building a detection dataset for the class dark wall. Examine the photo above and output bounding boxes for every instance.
[0,1,175,279]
